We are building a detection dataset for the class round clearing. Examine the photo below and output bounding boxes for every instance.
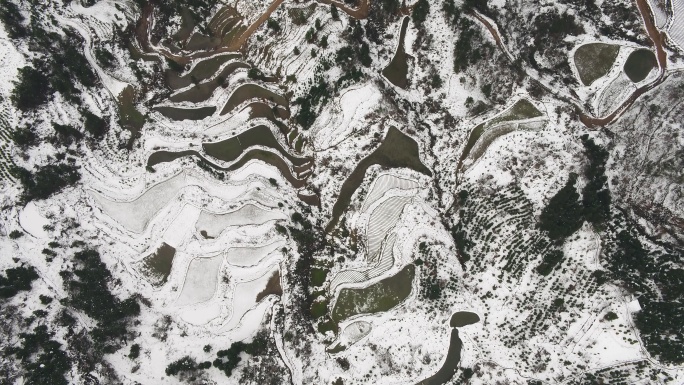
[623,49,657,83]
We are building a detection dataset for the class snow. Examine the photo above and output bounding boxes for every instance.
[218,263,280,334]
[176,254,224,307]
[18,202,50,238]
[312,83,382,150]
[162,204,202,248]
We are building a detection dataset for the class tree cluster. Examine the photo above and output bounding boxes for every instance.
[61,249,140,354]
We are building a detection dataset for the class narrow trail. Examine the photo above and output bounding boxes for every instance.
[471,0,668,129]
[580,0,668,127]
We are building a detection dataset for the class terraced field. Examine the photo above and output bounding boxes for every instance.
[459,98,545,170]
[574,43,620,86]
[331,264,415,322]
[327,126,430,232]
[0,115,16,182]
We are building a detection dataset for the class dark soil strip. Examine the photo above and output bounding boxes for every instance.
[255,271,283,302]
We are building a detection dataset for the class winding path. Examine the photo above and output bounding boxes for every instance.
[470,0,668,129]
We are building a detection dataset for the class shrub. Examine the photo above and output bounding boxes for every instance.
[538,173,584,240]
[95,47,116,68]
[536,250,563,276]
[266,18,281,33]
[442,0,461,26]
[604,311,618,321]
[128,344,141,359]
[7,326,71,385]
[83,111,109,138]
[581,135,610,225]
[52,123,83,145]
[62,249,140,353]
[12,66,51,111]
[13,163,81,202]
[412,0,430,26]
[359,42,372,67]
[0,265,39,298]
[335,46,355,64]
[166,356,197,376]
[12,125,38,148]
[0,0,27,38]
[8,230,23,239]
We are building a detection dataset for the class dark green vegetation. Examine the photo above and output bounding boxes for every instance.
[624,48,657,82]
[538,136,610,241]
[83,111,109,138]
[538,173,584,240]
[602,222,684,364]
[581,135,610,226]
[11,26,97,110]
[568,360,674,385]
[4,325,71,385]
[573,43,620,86]
[382,17,410,89]
[326,127,431,232]
[294,76,331,130]
[165,330,286,381]
[331,264,415,321]
[412,0,430,26]
[417,243,443,300]
[451,17,492,73]
[529,11,584,76]
[13,162,81,203]
[310,268,328,287]
[61,249,140,353]
[0,265,39,298]
[138,243,176,287]
[0,0,27,38]
[535,249,564,276]
[52,123,83,145]
[449,311,480,327]
[451,184,537,268]
[285,210,326,323]
[154,106,217,121]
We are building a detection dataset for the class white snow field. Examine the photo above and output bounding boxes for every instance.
[90,171,187,233]
[176,254,225,307]
[18,201,51,238]
[217,263,280,334]
[328,320,372,351]
[162,204,202,248]
[225,240,285,267]
[312,83,382,150]
[360,173,419,212]
[365,194,413,262]
[195,203,286,238]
